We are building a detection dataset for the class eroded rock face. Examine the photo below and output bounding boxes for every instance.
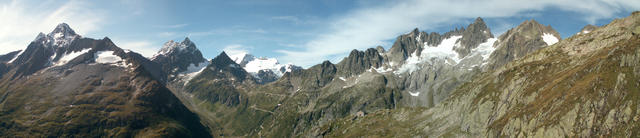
[578,24,599,35]
[0,24,210,137]
[318,11,640,138]
[455,17,494,58]
[336,48,386,77]
[484,19,561,71]
[151,37,208,82]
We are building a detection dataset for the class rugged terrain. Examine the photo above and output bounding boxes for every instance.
[319,11,640,138]
[1,9,639,138]
[0,24,210,137]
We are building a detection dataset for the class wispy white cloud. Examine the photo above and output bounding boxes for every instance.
[222,44,254,61]
[157,32,176,37]
[223,44,251,55]
[277,0,640,67]
[114,40,158,57]
[0,0,104,54]
[154,23,189,29]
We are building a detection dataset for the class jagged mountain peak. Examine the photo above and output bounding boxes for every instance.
[454,17,494,57]
[29,23,82,48]
[224,51,302,83]
[154,37,202,58]
[49,23,77,36]
[484,19,561,71]
[151,37,207,82]
[182,37,193,44]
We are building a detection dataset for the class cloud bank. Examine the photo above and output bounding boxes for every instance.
[277,0,640,67]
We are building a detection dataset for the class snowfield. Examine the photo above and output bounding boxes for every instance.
[95,51,123,64]
[54,48,92,66]
[542,33,559,46]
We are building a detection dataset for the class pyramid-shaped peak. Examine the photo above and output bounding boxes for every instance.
[181,37,194,46]
[211,51,237,67]
[474,17,486,24]
[49,23,78,37]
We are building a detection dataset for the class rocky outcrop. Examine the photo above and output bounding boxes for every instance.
[578,24,598,35]
[319,11,640,138]
[454,17,494,58]
[484,19,561,71]
[336,48,385,77]
[279,60,336,90]
[0,50,21,63]
[151,37,208,82]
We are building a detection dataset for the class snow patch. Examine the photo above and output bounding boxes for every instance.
[54,48,92,66]
[95,51,123,64]
[395,35,463,74]
[8,50,24,63]
[374,66,392,73]
[542,33,559,46]
[471,38,498,60]
[178,61,210,85]
[229,52,250,64]
[577,30,591,35]
[243,57,295,77]
[409,91,420,96]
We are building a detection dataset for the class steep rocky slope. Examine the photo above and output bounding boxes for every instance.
[319,11,640,138]
[166,17,560,137]
[385,18,559,107]
[484,19,561,71]
[151,37,209,83]
[0,24,210,137]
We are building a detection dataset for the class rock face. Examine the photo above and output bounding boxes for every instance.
[336,48,386,77]
[578,24,598,35]
[168,17,560,137]
[454,17,494,58]
[0,50,22,63]
[319,11,640,138]
[387,17,501,107]
[484,19,561,71]
[280,60,337,90]
[151,37,208,82]
[0,24,211,137]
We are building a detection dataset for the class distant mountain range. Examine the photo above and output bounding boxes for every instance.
[1,11,639,137]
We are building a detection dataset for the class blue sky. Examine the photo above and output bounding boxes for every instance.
[1,0,639,67]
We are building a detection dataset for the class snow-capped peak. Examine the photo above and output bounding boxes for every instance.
[227,52,301,78]
[153,37,198,58]
[38,23,81,48]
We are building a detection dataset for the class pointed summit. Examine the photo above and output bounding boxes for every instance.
[37,23,82,48]
[156,37,201,56]
[213,51,234,65]
[151,37,207,78]
[181,37,194,46]
[49,23,78,37]
[485,19,561,70]
[454,17,494,58]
